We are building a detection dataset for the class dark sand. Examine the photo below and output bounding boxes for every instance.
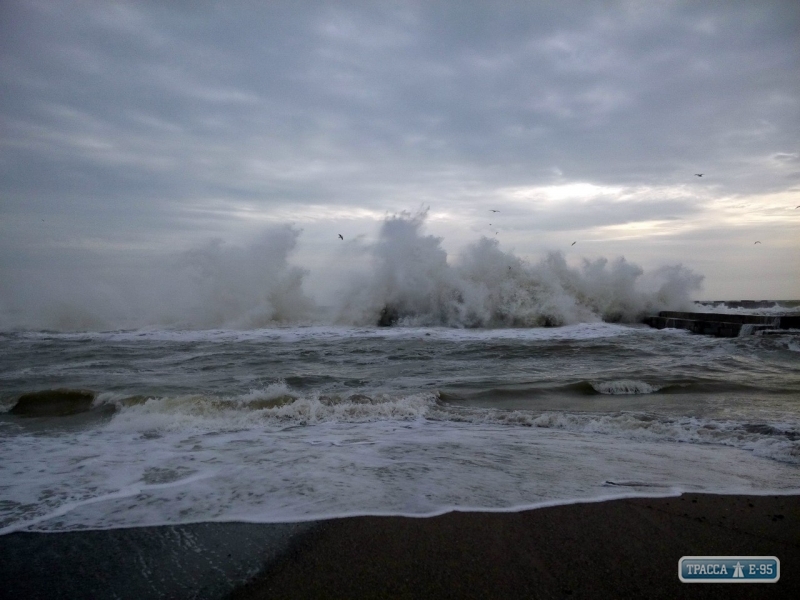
[1,493,797,599]
[231,493,799,600]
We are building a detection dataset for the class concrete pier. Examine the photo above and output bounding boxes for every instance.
[643,311,800,337]
[698,300,800,310]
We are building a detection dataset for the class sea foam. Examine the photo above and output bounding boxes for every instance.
[2,419,798,534]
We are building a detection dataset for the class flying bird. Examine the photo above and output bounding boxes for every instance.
[695,174,703,177]
[796,205,800,209]
[338,234,343,240]
[490,209,500,213]
[571,241,577,246]
[754,241,761,244]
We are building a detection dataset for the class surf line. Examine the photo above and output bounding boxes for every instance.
[0,470,220,535]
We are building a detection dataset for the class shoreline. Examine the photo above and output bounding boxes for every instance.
[1,493,797,599]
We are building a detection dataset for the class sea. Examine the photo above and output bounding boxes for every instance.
[1,215,799,538]
[1,317,799,536]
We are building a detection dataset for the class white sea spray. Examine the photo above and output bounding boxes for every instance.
[0,225,313,331]
[334,210,703,327]
[0,212,702,331]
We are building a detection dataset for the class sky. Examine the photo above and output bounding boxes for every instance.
[1,0,799,309]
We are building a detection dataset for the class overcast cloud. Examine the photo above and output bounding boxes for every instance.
[1,0,798,308]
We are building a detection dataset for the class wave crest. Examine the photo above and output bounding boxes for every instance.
[103,388,439,431]
[591,380,660,395]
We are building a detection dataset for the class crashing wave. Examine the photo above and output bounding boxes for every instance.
[0,211,703,331]
[335,210,703,327]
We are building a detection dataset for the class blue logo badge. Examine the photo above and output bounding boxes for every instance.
[679,556,779,583]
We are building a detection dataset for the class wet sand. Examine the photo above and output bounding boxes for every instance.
[231,493,800,600]
[1,493,797,599]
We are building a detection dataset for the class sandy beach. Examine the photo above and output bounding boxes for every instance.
[1,493,796,599]
[231,493,799,600]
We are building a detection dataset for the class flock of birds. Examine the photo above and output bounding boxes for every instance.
[335,174,799,246]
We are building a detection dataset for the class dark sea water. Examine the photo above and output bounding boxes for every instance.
[1,322,799,535]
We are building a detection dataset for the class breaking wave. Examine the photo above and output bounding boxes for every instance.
[0,211,703,331]
[334,210,703,327]
[100,387,438,432]
[591,380,660,395]
[75,388,800,465]
[0,226,313,331]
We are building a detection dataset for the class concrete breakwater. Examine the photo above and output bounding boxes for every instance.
[698,300,800,310]
[644,311,800,337]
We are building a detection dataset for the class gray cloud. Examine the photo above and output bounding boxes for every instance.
[1,0,799,303]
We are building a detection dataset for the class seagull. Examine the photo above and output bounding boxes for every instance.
[754,241,761,244]
[695,174,703,177]
[571,241,577,246]
[490,209,500,213]
[338,234,343,240]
